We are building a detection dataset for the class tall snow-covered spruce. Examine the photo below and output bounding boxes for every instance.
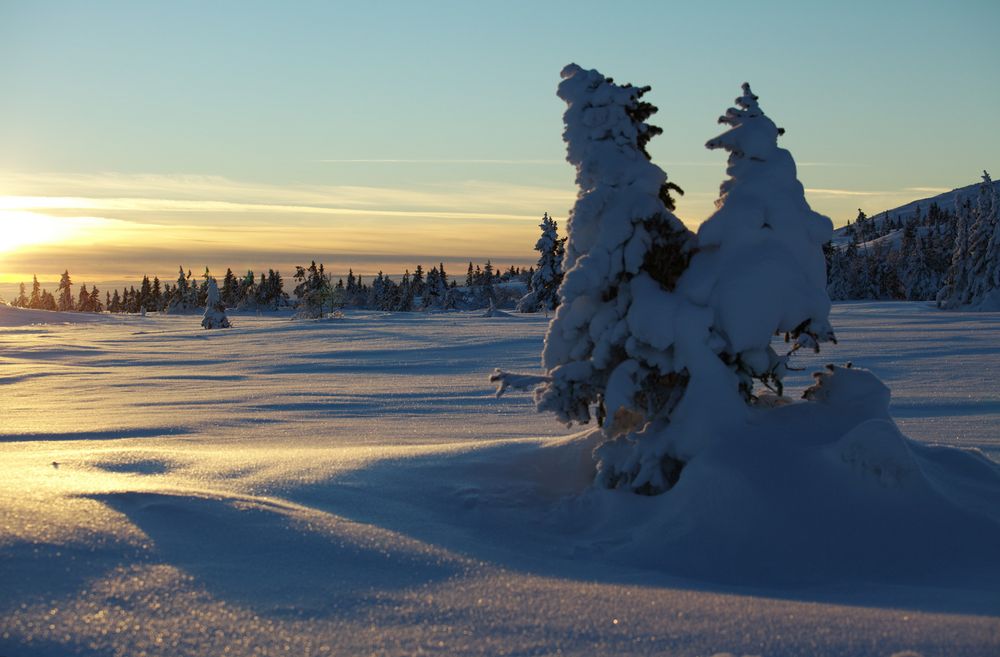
[201,276,231,329]
[535,64,692,439]
[691,82,836,399]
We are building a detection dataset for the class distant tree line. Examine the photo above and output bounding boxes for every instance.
[6,260,540,316]
[291,260,538,318]
[826,172,999,307]
[8,271,103,312]
[826,205,955,301]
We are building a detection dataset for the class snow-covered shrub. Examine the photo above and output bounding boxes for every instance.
[201,276,231,329]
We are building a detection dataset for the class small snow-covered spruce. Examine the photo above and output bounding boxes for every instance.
[518,213,566,313]
[533,64,694,465]
[201,276,231,329]
[695,82,836,400]
[293,261,331,318]
[57,270,73,311]
[166,266,199,314]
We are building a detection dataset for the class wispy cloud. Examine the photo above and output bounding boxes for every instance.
[1,196,550,223]
[0,171,576,220]
[317,158,564,165]
[804,188,893,197]
[904,186,953,194]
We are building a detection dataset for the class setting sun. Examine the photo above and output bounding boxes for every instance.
[0,210,68,253]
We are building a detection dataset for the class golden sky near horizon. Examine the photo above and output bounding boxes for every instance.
[0,168,957,291]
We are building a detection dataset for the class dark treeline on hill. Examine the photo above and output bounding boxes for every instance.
[7,213,566,317]
[826,171,999,309]
[826,205,955,301]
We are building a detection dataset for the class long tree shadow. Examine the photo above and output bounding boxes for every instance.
[279,438,1000,618]
[88,491,464,620]
[0,426,193,442]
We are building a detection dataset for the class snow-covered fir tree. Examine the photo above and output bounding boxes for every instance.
[517,213,565,313]
[201,276,231,329]
[77,284,91,312]
[533,64,693,444]
[965,171,999,308]
[29,276,41,309]
[221,268,238,306]
[151,276,163,311]
[166,266,199,313]
[937,173,1000,309]
[423,263,451,310]
[14,283,28,308]
[235,270,257,310]
[293,261,331,318]
[57,270,73,311]
[411,264,425,299]
[139,276,153,312]
[693,82,835,398]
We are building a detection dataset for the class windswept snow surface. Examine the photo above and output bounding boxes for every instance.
[1,302,998,656]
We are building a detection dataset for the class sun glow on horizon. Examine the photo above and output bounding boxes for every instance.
[0,210,70,254]
[0,209,119,255]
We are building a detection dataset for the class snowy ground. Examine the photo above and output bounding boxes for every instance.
[1,302,998,656]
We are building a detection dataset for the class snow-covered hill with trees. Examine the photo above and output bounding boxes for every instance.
[827,174,1000,305]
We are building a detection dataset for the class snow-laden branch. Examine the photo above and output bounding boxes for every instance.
[490,369,551,398]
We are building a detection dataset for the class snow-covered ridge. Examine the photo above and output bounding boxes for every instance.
[832,178,1000,247]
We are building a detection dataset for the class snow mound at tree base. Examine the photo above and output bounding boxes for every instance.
[548,366,1000,590]
[339,368,1000,602]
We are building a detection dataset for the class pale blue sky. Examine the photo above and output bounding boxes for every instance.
[1,0,998,289]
